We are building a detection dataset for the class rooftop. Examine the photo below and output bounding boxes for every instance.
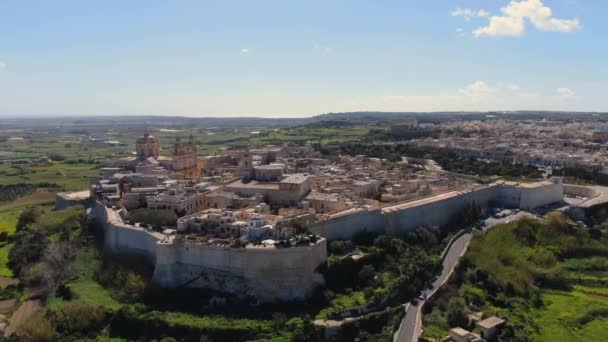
[281,173,310,184]
[57,190,90,200]
[476,316,506,329]
[449,327,471,337]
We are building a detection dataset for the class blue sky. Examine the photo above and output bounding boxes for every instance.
[0,0,606,117]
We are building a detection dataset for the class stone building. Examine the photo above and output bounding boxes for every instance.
[146,183,204,215]
[135,129,160,160]
[171,135,200,177]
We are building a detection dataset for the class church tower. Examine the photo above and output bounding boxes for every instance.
[171,134,199,176]
[135,128,160,159]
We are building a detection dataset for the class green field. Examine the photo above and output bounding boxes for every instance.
[0,163,98,191]
[530,288,608,341]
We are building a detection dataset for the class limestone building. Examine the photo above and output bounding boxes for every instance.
[135,129,160,160]
[170,135,200,177]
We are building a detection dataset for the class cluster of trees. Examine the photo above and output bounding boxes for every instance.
[126,208,178,229]
[0,182,60,202]
[337,143,543,179]
[323,227,445,318]
[9,205,85,291]
[97,255,151,303]
[552,166,608,186]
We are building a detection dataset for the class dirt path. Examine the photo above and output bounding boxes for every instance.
[4,299,41,336]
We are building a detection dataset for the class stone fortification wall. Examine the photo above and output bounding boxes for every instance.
[311,180,564,241]
[94,201,160,261]
[154,239,327,302]
[309,208,383,240]
[519,182,564,209]
[94,201,327,302]
[384,186,496,234]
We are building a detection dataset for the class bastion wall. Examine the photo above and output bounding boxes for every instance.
[310,180,564,240]
[94,200,327,302]
[154,239,327,301]
[92,178,563,301]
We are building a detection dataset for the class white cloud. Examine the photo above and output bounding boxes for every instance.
[451,8,490,21]
[507,84,521,91]
[471,0,580,38]
[458,81,492,98]
[474,15,526,37]
[240,48,250,54]
[557,87,575,99]
[0,60,6,69]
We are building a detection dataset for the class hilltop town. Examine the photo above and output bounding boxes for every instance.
[3,114,608,342]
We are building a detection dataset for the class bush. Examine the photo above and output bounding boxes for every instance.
[49,300,106,334]
[329,240,354,255]
[16,311,57,342]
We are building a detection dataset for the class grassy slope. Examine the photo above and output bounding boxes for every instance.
[424,216,608,342]
[531,288,608,342]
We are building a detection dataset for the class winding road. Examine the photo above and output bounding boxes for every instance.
[393,232,472,342]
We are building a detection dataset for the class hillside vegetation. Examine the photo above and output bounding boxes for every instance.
[423,213,608,341]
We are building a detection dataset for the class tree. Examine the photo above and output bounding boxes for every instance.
[17,206,43,231]
[358,264,375,283]
[8,229,49,274]
[121,271,146,302]
[328,240,354,255]
[446,297,469,327]
[39,242,77,292]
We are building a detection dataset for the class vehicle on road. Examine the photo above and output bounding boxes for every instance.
[418,292,427,300]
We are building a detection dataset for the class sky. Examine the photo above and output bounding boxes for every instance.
[0,0,606,117]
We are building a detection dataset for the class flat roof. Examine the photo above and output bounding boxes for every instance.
[449,327,471,337]
[57,190,90,200]
[281,174,310,184]
[225,180,280,190]
[477,316,505,329]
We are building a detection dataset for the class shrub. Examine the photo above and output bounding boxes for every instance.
[329,240,354,255]
[49,300,106,334]
[16,311,57,342]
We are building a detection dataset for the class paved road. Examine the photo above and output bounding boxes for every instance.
[393,210,547,342]
[393,232,472,342]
